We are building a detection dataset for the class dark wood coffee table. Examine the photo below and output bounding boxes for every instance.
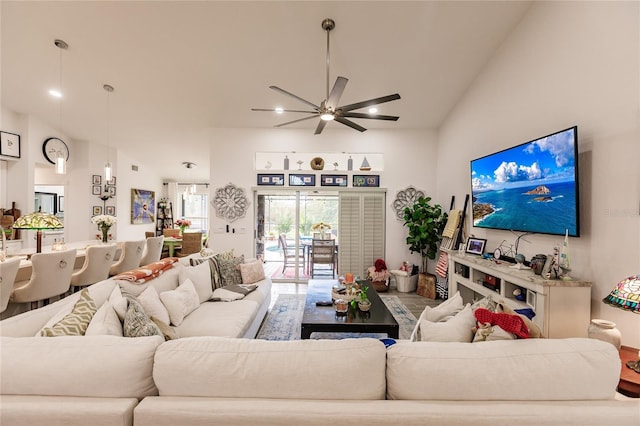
[300,279,399,339]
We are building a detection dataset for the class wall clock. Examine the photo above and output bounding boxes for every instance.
[42,137,69,164]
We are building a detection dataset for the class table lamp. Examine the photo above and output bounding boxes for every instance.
[13,212,64,253]
[602,274,640,373]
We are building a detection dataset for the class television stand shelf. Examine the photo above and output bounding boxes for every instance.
[447,252,591,338]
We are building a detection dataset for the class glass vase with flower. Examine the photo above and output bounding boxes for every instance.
[91,214,117,243]
[175,219,191,237]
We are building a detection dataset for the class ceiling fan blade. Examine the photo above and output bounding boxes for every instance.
[252,108,317,114]
[335,117,367,132]
[341,112,400,121]
[338,93,401,113]
[314,120,328,135]
[274,114,319,128]
[269,86,320,110]
[326,76,348,109]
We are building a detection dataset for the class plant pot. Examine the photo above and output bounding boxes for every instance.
[358,300,371,311]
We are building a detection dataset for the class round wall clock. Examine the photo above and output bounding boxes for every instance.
[42,137,69,164]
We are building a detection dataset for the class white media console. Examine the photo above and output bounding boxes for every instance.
[447,252,591,338]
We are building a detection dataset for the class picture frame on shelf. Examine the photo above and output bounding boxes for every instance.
[465,237,487,255]
[92,185,101,195]
[257,173,284,186]
[105,206,116,216]
[0,131,20,158]
[321,174,348,187]
[289,174,315,186]
[92,174,102,185]
[92,206,103,216]
[353,175,380,187]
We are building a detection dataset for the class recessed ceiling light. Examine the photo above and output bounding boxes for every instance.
[49,89,63,98]
[275,107,284,114]
[368,107,378,114]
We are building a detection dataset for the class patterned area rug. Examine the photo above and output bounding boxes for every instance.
[256,294,417,341]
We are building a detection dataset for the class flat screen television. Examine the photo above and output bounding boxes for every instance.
[470,126,579,237]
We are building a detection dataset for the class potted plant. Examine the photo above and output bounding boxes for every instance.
[403,196,448,273]
[350,285,371,311]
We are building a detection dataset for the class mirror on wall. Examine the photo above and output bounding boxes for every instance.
[34,192,57,214]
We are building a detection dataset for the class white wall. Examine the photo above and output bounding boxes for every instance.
[437,1,640,345]
[209,128,438,272]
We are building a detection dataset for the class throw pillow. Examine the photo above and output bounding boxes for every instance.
[190,256,223,289]
[472,322,516,342]
[239,260,265,284]
[108,284,128,321]
[85,301,123,336]
[123,297,163,338]
[211,284,258,302]
[496,302,542,338]
[420,303,476,343]
[40,289,98,337]
[150,316,179,341]
[159,279,200,326]
[137,285,171,325]
[217,255,245,286]
[422,291,463,322]
[179,261,214,303]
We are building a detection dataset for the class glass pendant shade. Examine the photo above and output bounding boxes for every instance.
[55,155,66,174]
[104,161,112,182]
[603,274,640,314]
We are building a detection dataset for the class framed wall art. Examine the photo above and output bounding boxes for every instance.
[257,173,284,186]
[289,174,315,186]
[92,206,103,216]
[353,175,380,188]
[131,188,156,224]
[0,131,21,158]
[92,174,102,185]
[321,174,348,187]
[105,206,116,216]
[107,176,116,185]
[107,186,116,196]
[92,185,101,195]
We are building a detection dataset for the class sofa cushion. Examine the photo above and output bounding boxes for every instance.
[159,279,200,326]
[217,255,244,285]
[136,285,170,325]
[422,291,463,322]
[179,261,214,303]
[239,260,266,284]
[386,338,621,401]
[211,284,257,302]
[420,303,475,342]
[189,256,222,289]
[85,301,123,336]
[1,335,163,398]
[242,279,270,305]
[175,299,259,338]
[108,283,128,321]
[40,289,97,337]
[123,298,163,338]
[152,337,387,400]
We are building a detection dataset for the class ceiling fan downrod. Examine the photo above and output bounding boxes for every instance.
[322,18,335,104]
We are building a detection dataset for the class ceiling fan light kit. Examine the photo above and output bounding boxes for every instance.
[252,18,400,134]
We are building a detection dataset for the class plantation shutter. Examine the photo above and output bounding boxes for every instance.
[338,191,386,277]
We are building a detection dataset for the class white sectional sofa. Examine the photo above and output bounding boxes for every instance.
[1,257,639,426]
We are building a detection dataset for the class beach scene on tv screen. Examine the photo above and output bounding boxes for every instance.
[471,128,578,236]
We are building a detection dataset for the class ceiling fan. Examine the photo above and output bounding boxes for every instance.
[252,18,400,135]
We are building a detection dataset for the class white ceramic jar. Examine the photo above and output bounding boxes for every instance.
[588,319,622,349]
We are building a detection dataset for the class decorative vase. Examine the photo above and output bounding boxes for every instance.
[180,226,187,237]
[101,226,110,243]
[588,319,621,349]
[358,300,371,311]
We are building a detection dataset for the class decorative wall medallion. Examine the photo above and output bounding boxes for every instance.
[392,186,426,220]
[213,183,249,222]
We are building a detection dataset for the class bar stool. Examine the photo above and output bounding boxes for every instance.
[0,257,21,313]
[70,244,117,292]
[109,240,145,276]
[11,249,77,310]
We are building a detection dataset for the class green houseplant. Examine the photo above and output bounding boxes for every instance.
[403,196,448,273]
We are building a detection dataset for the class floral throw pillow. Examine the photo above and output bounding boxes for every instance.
[217,255,245,286]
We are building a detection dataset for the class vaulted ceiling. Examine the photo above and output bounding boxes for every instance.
[1,1,532,181]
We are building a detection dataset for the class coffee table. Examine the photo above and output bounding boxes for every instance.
[300,279,399,339]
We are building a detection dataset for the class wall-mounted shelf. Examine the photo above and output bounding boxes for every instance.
[447,252,591,338]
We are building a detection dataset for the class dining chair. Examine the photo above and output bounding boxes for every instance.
[278,233,304,274]
[109,240,145,276]
[176,232,202,257]
[70,244,117,292]
[11,249,77,310]
[163,229,181,238]
[311,239,336,278]
[140,236,164,266]
[145,231,156,238]
[0,257,21,313]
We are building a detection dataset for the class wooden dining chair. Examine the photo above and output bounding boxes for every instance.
[176,232,202,257]
[0,257,21,313]
[109,240,145,276]
[11,249,77,310]
[145,231,156,238]
[279,233,304,273]
[311,239,336,278]
[163,229,181,238]
[70,244,117,292]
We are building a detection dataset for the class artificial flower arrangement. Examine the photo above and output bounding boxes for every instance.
[91,214,117,228]
[312,221,331,231]
[175,219,192,228]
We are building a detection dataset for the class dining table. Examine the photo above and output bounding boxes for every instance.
[162,237,182,257]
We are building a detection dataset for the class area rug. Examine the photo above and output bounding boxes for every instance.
[255,294,417,341]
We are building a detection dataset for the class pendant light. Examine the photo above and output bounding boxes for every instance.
[182,162,196,200]
[103,84,114,182]
[53,39,68,174]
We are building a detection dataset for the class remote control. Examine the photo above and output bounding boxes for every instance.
[316,301,333,306]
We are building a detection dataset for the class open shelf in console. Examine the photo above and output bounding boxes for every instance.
[447,251,591,338]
